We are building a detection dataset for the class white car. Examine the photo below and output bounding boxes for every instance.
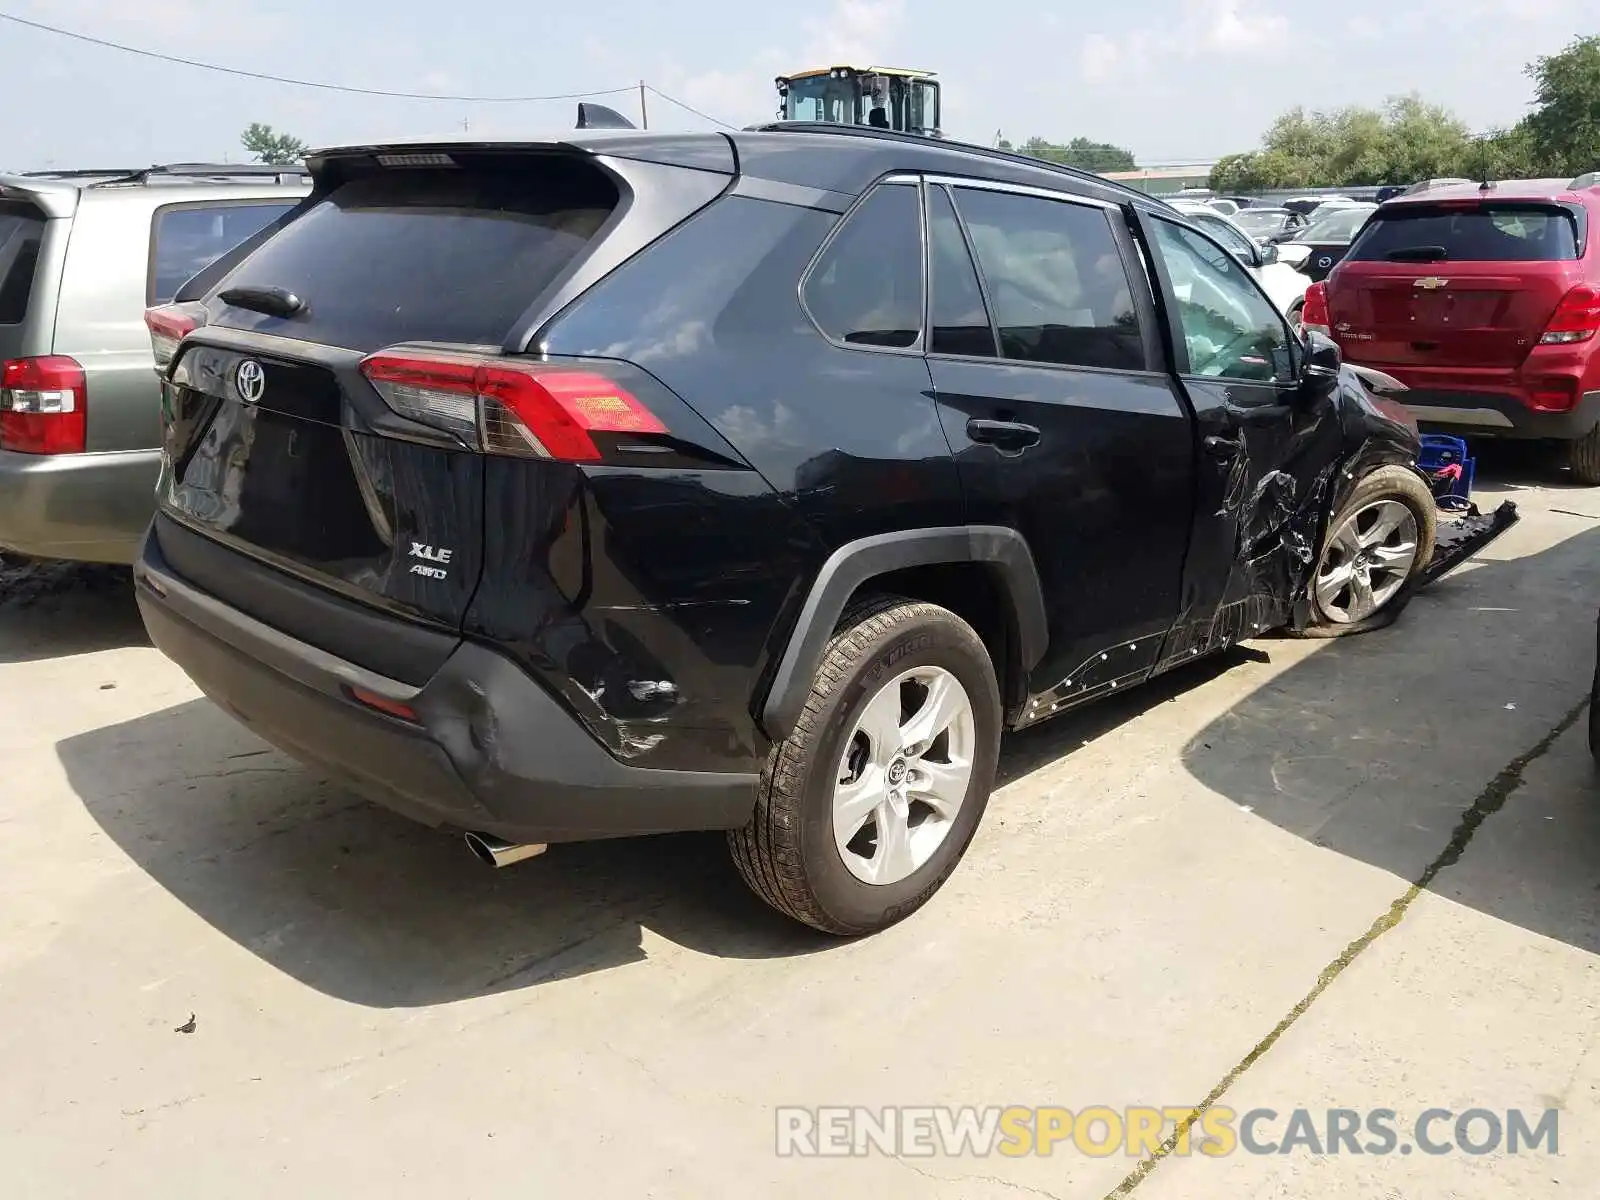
[1166,200,1310,325]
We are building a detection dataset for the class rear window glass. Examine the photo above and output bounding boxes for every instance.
[803,183,923,349]
[0,202,46,324]
[216,159,618,349]
[1349,204,1579,263]
[152,203,294,305]
[1296,207,1373,244]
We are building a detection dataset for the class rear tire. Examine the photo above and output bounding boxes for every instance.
[1569,424,1600,486]
[1309,465,1437,632]
[729,597,1002,936]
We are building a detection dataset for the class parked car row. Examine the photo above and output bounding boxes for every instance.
[1274,202,1379,281]
[123,121,1468,934]
[1304,174,1600,481]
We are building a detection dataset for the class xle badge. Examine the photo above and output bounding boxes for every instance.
[409,542,453,580]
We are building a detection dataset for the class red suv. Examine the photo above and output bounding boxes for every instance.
[1303,174,1600,481]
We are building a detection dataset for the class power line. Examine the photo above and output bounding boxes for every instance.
[645,86,741,131]
[0,11,636,103]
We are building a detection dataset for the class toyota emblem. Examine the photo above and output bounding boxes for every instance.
[235,359,266,404]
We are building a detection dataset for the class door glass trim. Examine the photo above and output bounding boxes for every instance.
[797,176,927,357]
[944,182,1155,376]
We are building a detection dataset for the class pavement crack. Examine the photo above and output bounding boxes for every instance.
[1105,695,1589,1198]
[892,1156,1064,1199]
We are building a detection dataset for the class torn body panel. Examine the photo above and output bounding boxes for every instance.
[1418,500,1520,588]
[1153,361,1389,675]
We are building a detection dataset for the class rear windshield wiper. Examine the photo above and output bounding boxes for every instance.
[217,284,305,318]
[1384,246,1449,262]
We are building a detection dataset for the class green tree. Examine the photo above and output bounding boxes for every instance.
[1460,126,1540,182]
[1210,95,1471,189]
[1523,34,1600,176]
[1372,95,1472,183]
[240,123,308,165]
[1018,136,1136,173]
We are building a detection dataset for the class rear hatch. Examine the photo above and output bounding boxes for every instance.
[152,151,663,669]
[1326,198,1586,368]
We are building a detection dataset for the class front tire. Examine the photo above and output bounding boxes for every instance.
[729,597,1002,936]
[1310,466,1437,630]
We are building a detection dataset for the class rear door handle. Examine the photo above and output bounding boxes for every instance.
[1203,433,1246,460]
[967,419,1042,452]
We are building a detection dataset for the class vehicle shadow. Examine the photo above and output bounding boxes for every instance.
[55,694,834,1008]
[1182,517,1600,955]
[1471,438,1596,495]
[0,560,149,664]
[52,636,1251,1009]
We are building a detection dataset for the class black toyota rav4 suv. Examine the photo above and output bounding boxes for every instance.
[137,125,1439,935]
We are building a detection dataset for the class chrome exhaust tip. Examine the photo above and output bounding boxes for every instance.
[464,831,548,868]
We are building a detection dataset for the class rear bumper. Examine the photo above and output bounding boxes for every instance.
[133,527,759,844]
[0,448,160,563]
[1396,388,1600,441]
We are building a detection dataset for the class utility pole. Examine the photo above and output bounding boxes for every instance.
[639,80,649,130]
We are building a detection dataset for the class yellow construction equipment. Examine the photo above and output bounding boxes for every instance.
[774,66,941,137]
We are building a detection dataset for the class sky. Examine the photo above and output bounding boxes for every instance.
[0,0,1590,171]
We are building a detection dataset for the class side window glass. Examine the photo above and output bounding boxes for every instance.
[927,186,996,358]
[803,184,922,349]
[952,188,1144,371]
[1149,218,1292,383]
[152,203,293,305]
[1198,214,1255,262]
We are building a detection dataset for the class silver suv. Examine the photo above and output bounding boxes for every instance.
[0,164,309,563]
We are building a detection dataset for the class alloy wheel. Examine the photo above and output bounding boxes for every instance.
[832,666,977,886]
[1315,498,1420,623]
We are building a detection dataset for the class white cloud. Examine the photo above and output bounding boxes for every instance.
[1202,0,1288,50]
[1346,15,1383,39]
[1080,34,1123,84]
[802,0,905,68]
[1078,0,1290,89]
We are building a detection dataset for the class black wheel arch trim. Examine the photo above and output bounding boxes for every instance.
[759,525,1048,741]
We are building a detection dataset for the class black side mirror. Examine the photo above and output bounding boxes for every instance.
[1303,330,1342,378]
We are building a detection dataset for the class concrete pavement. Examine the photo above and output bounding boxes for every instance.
[2,458,1597,1199]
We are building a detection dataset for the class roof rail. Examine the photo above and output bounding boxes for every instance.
[1571,170,1600,190]
[747,122,1156,203]
[87,162,311,187]
[20,168,144,180]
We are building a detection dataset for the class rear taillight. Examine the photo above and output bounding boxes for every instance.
[1300,282,1331,337]
[145,303,206,371]
[1540,286,1600,345]
[1,356,87,454]
[360,348,668,462]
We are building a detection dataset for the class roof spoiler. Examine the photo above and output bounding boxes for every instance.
[576,103,636,131]
[1571,171,1600,190]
